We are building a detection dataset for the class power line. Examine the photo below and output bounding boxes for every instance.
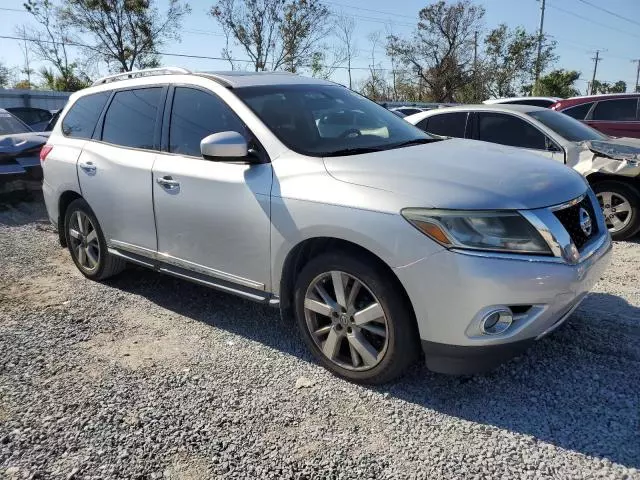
[323,0,416,20]
[575,0,640,29]
[547,2,640,40]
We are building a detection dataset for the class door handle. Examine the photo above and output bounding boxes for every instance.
[78,161,96,173]
[156,176,180,189]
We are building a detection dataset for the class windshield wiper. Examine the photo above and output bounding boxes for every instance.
[386,138,444,150]
[324,147,384,157]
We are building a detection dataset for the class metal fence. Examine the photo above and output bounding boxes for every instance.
[0,89,70,111]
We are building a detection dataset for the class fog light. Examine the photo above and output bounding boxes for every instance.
[480,309,513,335]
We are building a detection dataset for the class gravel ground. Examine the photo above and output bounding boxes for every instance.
[1,197,639,479]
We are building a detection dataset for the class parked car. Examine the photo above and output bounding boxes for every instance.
[406,104,640,240]
[484,97,561,108]
[0,108,48,178]
[550,93,640,138]
[5,107,54,132]
[42,68,611,383]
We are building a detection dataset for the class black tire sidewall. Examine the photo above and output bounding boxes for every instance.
[593,180,640,240]
[293,251,418,384]
[64,198,109,280]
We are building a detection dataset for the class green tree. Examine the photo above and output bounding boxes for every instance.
[386,0,485,102]
[525,69,580,97]
[0,62,10,88]
[13,79,32,89]
[60,0,190,72]
[483,24,556,98]
[591,79,627,94]
[39,66,89,91]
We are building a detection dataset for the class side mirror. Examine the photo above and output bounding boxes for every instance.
[200,131,248,160]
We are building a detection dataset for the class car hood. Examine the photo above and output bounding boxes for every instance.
[323,139,587,210]
[0,132,49,156]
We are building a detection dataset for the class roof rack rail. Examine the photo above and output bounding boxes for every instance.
[92,67,192,86]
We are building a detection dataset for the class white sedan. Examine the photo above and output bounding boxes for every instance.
[406,104,640,240]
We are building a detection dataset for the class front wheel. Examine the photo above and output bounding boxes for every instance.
[593,181,640,241]
[294,251,420,384]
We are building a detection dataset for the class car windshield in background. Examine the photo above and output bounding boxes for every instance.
[0,112,32,135]
[529,109,607,142]
[234,84,433,156]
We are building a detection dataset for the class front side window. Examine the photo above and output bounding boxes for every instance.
[0,111,31,135]
[561,102,593,120]
[529,109,607,142]
[477,112,546,150]
[102,88,162,149]
[424,112,467,138]
[169,87,247,157]
[234,84,432,156]
[62,92,110,139]
[592,98,638,121]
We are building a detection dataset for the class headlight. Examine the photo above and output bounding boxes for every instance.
[401,209,552,254]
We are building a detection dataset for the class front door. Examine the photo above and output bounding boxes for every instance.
[78,86,165,253]
[152,86,273,291]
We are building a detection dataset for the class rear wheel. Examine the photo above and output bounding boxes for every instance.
[64,198,126,280]
[294,251,419,384]
[593,181,640,240]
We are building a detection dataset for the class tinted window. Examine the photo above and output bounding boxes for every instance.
[169,87,246,157]
[396,108,422,116]
[0,111,31,135]
[7,107,52,125]
[62,92,110,139]
[510,99,555,108]
[102,88,162,149]
[529,109,607,142]
[478,113,546,149]
[561,102,593,120]
[592,98,638,121]
[423,112,467,138]
[235,84,432,157]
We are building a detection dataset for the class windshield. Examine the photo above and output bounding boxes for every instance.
[529,109,607,142]
[234,84,432,156]
[0,112,32,135]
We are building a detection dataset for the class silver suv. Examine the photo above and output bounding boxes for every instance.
[41,68,612,384]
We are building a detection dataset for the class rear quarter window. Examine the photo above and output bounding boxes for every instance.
[62,92,111,139]
[422,112,467,138]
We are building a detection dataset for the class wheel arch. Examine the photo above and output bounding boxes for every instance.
[57,190,83,247]
[585,172,640,192]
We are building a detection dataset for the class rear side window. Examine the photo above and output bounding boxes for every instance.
[477,112,546,150]
[169,87,246,157]
[62,92,110,139]
[561,102,593,120]
[510,99,555,108]
[102,88,162,149]
[423,112,467,138]
[592,98,638,121]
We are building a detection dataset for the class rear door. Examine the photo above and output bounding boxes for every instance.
[152,85,272,291]
[416,111,469,139]
[77,86,166,254]
[585,97,640,138]
[472,112,564,161]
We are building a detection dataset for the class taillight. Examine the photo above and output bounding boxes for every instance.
[40,144,53,163]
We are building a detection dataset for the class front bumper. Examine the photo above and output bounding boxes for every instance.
[394,231,612,374]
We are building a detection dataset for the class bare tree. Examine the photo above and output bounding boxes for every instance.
[334,14,357,88]
[387,0,484,102]
[210,0,330,72]
[59,0,190,72]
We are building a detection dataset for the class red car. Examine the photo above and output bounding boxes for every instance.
[551,93,640,138]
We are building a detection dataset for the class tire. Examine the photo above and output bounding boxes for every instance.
[592,181,640,241]
[294,250,420,384]
[63,198,126,280]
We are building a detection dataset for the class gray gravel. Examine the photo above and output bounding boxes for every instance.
[1,197,639,479]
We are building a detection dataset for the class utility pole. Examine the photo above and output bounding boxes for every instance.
[590,50,602,95]
[534,0,546,94]
[633,59,640,93]
[474,30,479,101]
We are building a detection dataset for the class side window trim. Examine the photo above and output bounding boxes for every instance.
[160,83,269,162]
[96,84,168,152]
[462,112,471,138]
[588,97,640,122]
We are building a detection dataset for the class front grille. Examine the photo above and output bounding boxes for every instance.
[553,195,599,250]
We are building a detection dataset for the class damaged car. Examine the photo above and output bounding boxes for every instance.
[0,108,49,181]
[406,104,640,240]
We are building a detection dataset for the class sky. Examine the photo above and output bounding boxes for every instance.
[1,0,640,94]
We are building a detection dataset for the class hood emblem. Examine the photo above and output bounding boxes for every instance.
[579,207,592,237]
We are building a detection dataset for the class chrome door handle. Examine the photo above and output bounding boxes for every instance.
[156,176,180,189]
[78,161,96,173]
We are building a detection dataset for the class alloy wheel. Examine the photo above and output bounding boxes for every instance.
[68,210,100,273]
[303,271,389,371]
[597,191,632,233]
